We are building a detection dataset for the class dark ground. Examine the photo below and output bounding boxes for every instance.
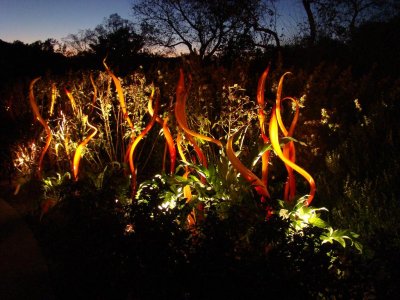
[0,181,55,300]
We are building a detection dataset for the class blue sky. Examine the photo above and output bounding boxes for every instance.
[0,0,305,44]
[0,0,133,43]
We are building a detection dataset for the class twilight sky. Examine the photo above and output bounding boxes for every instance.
[0,0,305,44]
[0,0,133,43]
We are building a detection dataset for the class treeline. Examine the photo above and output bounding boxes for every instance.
[1,11,399,81]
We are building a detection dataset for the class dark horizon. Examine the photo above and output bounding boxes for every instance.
[0,0,304,45]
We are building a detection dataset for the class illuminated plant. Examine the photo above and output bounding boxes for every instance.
[65,87,78,113]
[25,66,316,208]
[214,83,257,139]
[49,83,57,116]
[218,67,315,207]
[226,131,269,199]
[128,88,159,197]
[29,77,52,179]
[103,61,152,191]
[11,141,40,194]
[148,91,176,175]
[41,172,71,219]
[277,197,362,252]
[72,116,98,180]
[140,67,318,226]
[103,60,137,175]
[23,65,354,245]
[274,73,300,202]
[175,69,222,170]
[269,106,316,206]
[10,59,374,300]
[12,141,39,176]
[94,72,117,162]
[162,116,176,175]
[257,65,271,194]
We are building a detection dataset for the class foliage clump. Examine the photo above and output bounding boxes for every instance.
[3,64,368,299]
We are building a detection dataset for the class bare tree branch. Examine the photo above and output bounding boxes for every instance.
[132,0,280,60]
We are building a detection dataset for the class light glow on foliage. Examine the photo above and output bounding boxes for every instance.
[175,69,222,171]
[257,65,271,195]
[49,83,57,116]
[128,88,159,197]
[72,116,98,180]
[148,91,176,175]
[226,131,270,199]
[269,107,316,206]
[65,88,77,113]
[29,77,52,179]
[26,64,317,209]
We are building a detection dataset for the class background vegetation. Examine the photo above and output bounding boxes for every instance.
[1,0,399,299]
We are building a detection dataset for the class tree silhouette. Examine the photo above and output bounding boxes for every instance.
[302,0,317,45]
[132,0,279,61]
[300,0,397,42]
[63,14,144,67]
[90,14,145,65]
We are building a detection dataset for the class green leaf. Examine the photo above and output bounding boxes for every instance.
[335,237,346,248]
[354,241,363,253]
[299,206,312,216]
[320,228,362,249]
[332,229,350,238]
[309,215,327,228]
[252,137,301,167]
[173,175,189,183]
